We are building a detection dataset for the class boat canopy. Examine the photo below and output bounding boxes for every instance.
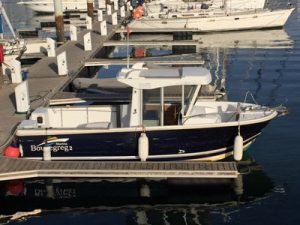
[117,62,212,90]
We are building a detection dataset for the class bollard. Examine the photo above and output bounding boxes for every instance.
[57,51,68,76]
[70,25,78,41]
[46,38,56,57]
[113,0,118,10]
[100,20,107,36]
[15,80,30,113]
[86,16,92,30]
[97,9,103,22]
[107,4,112,15]
[84,32,92,51]
[126,1,131,12]
[112,12,118,25]
[43,145,51,161]
[120,6,125,18]
[10,59,22,83]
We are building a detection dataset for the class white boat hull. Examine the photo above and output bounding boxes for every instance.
[129,8,294,32]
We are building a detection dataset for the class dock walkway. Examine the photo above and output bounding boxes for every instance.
[0,157,238,181]
[0,18,119,151]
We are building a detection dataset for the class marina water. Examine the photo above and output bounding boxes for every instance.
[1,0,300,224]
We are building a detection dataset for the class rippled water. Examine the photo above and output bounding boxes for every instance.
[1,0,300,224]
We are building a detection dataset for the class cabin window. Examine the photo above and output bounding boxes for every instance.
[143,88,161,127]
[142,85,197,127]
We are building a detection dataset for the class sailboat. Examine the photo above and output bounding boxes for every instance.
[129,0,294,32]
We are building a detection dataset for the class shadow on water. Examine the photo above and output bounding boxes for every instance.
[0,158,274,225]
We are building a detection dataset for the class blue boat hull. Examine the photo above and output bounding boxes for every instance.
[17,121,269,161]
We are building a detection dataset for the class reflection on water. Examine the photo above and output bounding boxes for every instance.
[0,159,274,224]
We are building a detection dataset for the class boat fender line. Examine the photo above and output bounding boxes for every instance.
[138,130,149,162]
[234,103,243,161]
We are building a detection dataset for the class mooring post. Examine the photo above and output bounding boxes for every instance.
[113,0,118,10]
[57,51,68,76]
[112,12,118,25]
[120,6,125,18]
[84,32,92,51]
[107,4,112,15]
[15,80,30,114]
[10,59,22,84]
[97,9,103,22]
[86,16,92,30]
[126,1,131,12]
[46,38,56,57]
[87,0,94,20]
[70,25,78,41]
[53,0,65,42]
[100,20,107,36]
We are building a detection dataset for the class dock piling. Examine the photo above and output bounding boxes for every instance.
[113,0,119,10]
[15,80,30,114]
[97,9,103,22]
[53,0,65,43]
[10,59,22,83]
[100,20,107,36]
[112,12,118,25]
[107,4,112,15]
[70,25,78,41]
[46,38,56,57]
[84,32,92,51]
[56,51,68,76]
[87,0,94,20]
[120,6,125,18]
[86,16,93,30]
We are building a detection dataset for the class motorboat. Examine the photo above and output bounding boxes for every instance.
[15,63,283,161]
[129,7,294,32]
[17,0,105,13]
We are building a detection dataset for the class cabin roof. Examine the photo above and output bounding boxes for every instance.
[117,63,212,89]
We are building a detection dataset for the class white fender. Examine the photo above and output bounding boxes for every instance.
[233,135,243,161]
[138,132,149,161]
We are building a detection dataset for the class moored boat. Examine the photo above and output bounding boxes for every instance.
[15,63,282,161]
[129,7,294,32]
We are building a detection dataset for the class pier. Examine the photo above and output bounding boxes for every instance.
[0,2,237,182]
[0,157,238,181]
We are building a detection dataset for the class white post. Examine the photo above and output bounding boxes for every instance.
[10,59,22,84]
[57,51,68,76]
[86,16,92,30]
[107,4,112,15]
[113,0,118,10]
[46,38,56,57]
[97,9,103,22]
[120,6,125,18]
[112,12,118,25]
[126,1,131,12]
[43,145,52,161]
[100,20,107,36]
[84,32,92,51]
[15,80,30,114]
[70,25,78,41]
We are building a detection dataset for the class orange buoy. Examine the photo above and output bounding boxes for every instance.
[133,5,145,19]
[134,48,146,58]
[3,144,20,158]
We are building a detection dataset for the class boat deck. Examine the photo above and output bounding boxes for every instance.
[0,157,239,181]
